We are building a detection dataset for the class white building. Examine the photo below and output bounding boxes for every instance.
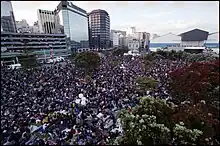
[112,32,119,46]
[119,34,127,46]
[128,39,140,53]
[110,30,119,47]
[37,9,58,34]
[150,29,211,53]
[150,33,160,40]
[150,33,181,47]
[127,27,136,36]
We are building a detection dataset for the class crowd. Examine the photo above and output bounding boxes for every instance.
[1,53,187,145]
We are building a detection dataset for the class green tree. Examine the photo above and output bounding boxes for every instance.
[142,54,155,73]
[85,75,92,83]
[112,47,128,56]
[135,76,158,94]
[19,54,38,69]
[74,52,100,74]
[115,96,203,145]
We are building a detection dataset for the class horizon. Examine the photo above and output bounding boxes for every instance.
[12,1,219,35]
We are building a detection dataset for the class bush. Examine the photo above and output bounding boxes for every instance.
[115,96,204,145]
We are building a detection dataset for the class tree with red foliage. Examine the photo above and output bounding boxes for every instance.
[172,101,220,145]
[169,59,220,144]
[169,59,219,104]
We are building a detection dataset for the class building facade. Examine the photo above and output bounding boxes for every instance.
[1,1,17,33]
[128,39,140,53]
[150,29,213,53]
[88,9,110,50]
[127,27,136,36]
[54,1,89,51]
[37,9,58,34]
[179,29,209,47]
[1,32,67,52]
[119,34,127,47]
[150,33,181,49]
[110,30,119,47]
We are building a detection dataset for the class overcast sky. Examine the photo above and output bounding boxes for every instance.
[12,1,219,35]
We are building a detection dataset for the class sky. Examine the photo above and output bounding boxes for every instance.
[11,1,219,35]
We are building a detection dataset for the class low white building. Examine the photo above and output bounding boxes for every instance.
[128,39,140,53]
[110,30,119,47]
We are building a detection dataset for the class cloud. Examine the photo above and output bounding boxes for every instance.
[11,1,219,34]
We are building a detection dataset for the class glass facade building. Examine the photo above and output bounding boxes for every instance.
[88,9,110,50]
[1,1,17,33]
[54,1,89,50]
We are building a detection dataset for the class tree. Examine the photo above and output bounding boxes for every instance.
[74,52,100,74]
[142,54,154,72]
[172,101,220,145]
[115,96,203,145]
[85,75,92,83]
[135,76,158,94]
[169,59,219,104]
[112,47,128,56]
[19,54,38,69]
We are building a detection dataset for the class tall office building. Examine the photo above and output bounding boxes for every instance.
[37,9,58,34]
[88,9,110,50]
[1,1,17,32]
[54,1,89,50]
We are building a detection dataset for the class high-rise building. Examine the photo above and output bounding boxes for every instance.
[1,1,17,33]
[37,9,58,34]
[54,1,89,50]
[88,9,110,50]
